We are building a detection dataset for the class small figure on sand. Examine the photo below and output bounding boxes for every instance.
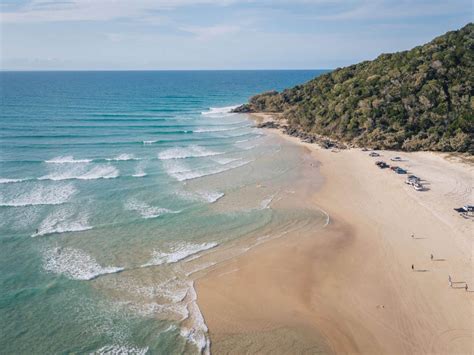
[448,275,452,287]
[411,233,414,239]
[430,254,434,260]
[466,284,469,292]
[411,264,414,271]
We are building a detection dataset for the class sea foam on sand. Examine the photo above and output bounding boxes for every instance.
[141,242,218,267]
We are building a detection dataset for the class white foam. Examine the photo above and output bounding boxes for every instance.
[176,190,224,204]
[142,242,218,267]
[239,143,260,151]
[196,191,224,203]
[180,282,210,355]
[45,156,92,164]
[43,247,124,281]
[211,156,241,165]
[32,208,92,237]
[39,164,119,181]
[184,262,217,276]
[163,159,252,182]
[4,206,41,231]
[156,278,190,303]
[165,303,190,321]
[132,172,147,178]
[92,345,149,355]
[143,140,157,145]
[161,160,202,181]
[0,183,77,207]
[106,154,137,161]
[0,178,26,184]
[132,162,147,177]
[162,324,177,333]
[125,199,179,219]
[194,126,242,133]
[158,145,221,160]
[201,105,239,116]
[259,195,275,209]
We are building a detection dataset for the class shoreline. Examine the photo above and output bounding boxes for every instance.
[195,112,473,354]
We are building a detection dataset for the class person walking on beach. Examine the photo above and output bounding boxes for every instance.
[411,264,414,271]
[431,254,434,260]
[466,284,469,292]
[449,275,452,287]
[411,233,414,239]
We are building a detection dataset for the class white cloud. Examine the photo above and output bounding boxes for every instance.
[2,0,468,24]
[0,0,238,23]
[314,0,468,20]
[180,24,241,40]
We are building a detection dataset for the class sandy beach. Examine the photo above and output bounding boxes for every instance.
[196,113,473,354]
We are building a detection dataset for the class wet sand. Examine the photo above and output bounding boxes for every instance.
[196,114,473,354]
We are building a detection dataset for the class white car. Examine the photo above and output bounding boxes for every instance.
[413,183,423,191]
[406,175,419,185]
[391,156,402,161]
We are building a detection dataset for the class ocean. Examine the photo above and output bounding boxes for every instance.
[0,70,328,354]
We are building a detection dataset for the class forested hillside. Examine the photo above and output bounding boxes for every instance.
[235,24,473,152]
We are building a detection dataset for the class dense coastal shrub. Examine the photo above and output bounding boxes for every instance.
[235,23,474,153]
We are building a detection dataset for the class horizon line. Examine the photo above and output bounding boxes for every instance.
[0,68,333,72]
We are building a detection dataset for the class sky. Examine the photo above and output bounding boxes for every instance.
[0,0,472,70]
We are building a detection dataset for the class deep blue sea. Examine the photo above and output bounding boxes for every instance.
[0,70,327,354]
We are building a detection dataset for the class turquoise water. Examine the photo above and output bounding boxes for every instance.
[0,70,327,354]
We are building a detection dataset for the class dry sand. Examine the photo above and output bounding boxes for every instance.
[196,113,473,354]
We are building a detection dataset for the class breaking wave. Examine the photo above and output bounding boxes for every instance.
[194,126,244,133]
[45,156,92,164]
[39,164,119,181]
[0,178,26,184]
[92,345,149,355]
[43,247,124,281]
[0,183,77,207]
[132,162,147,177]
[125,199,180,219]
[32,208,92,237]
[158,145,221,160]
[201,105,239,116]
[162,159,252,182]
[105,153,137,161]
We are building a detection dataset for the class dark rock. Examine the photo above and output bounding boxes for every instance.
[256,121,280,129]
[231,104,253,113]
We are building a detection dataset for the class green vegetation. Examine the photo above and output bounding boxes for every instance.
[236,24,473,152]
